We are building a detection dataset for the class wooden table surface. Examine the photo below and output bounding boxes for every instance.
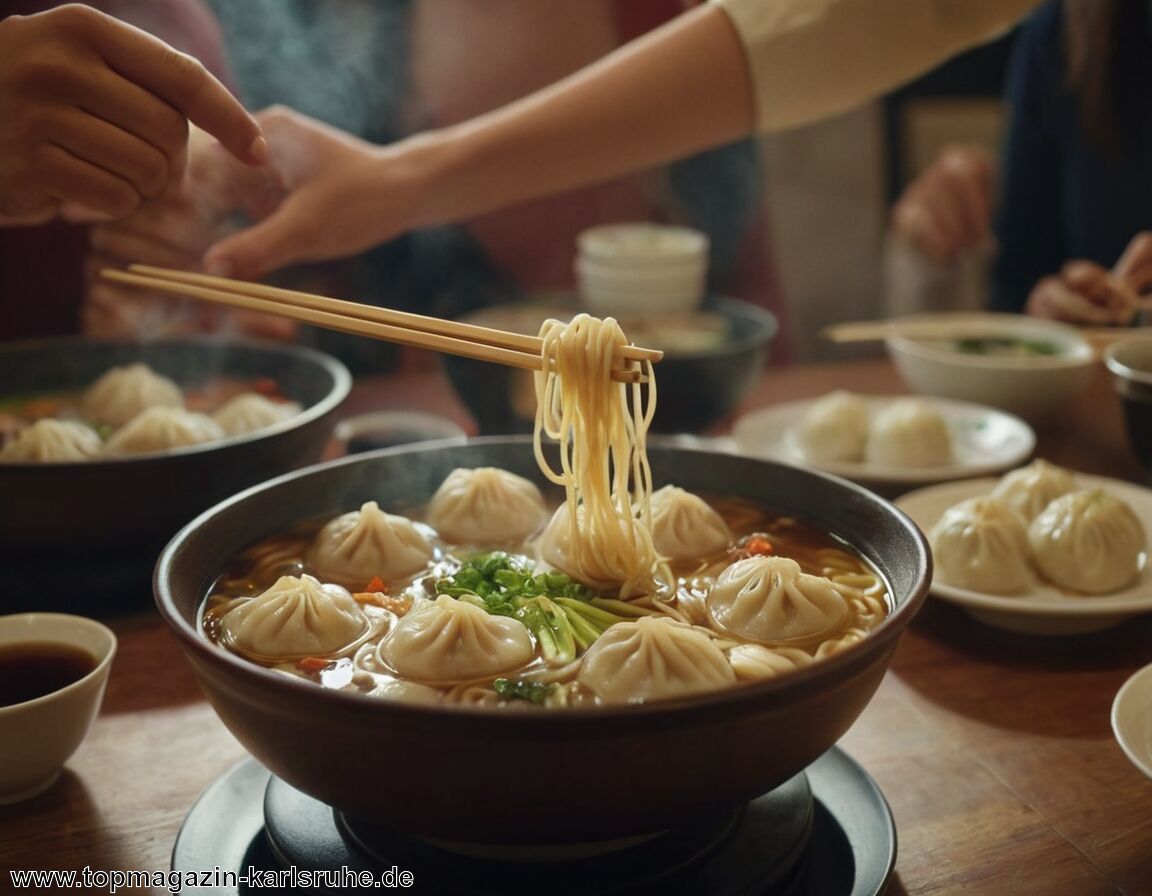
[3,358,1151,895]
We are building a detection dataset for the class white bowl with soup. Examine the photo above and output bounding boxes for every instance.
[885,313,1094,421]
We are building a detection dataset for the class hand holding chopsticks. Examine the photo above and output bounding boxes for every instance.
[101,265,661,383]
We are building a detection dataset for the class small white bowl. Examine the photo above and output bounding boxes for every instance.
[580,283,704,315]
[0,613,116,803]
[578,262,705,289]
[576,254,706,280]
[885,313,1094,422]
[576,223,709,264]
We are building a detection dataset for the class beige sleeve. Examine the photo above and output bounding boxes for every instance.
[711,0,1042,132]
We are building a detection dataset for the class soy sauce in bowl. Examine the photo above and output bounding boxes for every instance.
[0,642,97,707]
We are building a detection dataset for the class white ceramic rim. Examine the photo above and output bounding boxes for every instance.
[885,312,1095,371]
[1103,335,1152,387]
[577,223,709,260]
[731,395,1036,486]
[575,256,707,280]
[333,411,467,445]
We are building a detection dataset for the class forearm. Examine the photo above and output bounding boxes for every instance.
[399,4,754,231]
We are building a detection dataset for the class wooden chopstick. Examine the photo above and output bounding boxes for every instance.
[101,265,661,383]
[127,265,662,366]
[821,319,968,343]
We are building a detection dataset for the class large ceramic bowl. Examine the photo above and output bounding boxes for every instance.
[443,296,777,434]
[886,312,1094,422]
[0,336,350,604]
[155,438,930,844]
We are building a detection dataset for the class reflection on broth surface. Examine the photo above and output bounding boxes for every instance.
[201,490,891,709]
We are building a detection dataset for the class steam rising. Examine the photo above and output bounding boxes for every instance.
[205,0,411,143]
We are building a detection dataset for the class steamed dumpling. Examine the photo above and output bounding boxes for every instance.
[381,595,534,682]
[649,485,732,560]
[707,556,850,644]
[536,501,652,591]
[577,616,735,704]
[213,392,302,436]
[80,362,183,427]
[795,390,871,463]
[0,419,101,462]
[101,406,224,456]
[306,501,434,589]
[990,459,1078,521]
[929,496,1031,594]
[1029,489,1145,594]
[865,398,953,468]
[361,677,443,705]
[426,467,547,544]
[727,643,813,682]
[220,574,369,661]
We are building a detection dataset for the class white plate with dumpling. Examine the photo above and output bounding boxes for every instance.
[731,393,1035,488]
[897,467,1152,635]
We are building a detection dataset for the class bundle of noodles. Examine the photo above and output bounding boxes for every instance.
[533,314,660,598]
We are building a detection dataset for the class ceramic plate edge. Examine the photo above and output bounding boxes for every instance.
[731,395,1035,485]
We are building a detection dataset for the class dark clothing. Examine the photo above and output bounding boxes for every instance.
[992,0,1152,311]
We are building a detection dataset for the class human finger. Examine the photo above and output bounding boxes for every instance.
[81,278,146,337]
[940,153,993,249]
[42,107,170,199]
[1122,263,1152,295]
[39,144,141,218]
[203,194,317,280]
[59,202,117,224]
[89,226,199,270]
[1060,260,1111,303]
[1114,232,1152,282]
[1027,275,1116,324]
[891,187,964,263]
[77,6,265,165]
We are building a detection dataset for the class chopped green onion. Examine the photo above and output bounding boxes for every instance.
[492,678,555,705]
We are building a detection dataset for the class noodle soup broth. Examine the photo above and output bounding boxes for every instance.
[201,486,891,710]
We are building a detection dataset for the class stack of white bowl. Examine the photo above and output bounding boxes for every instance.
[575,223,709,315]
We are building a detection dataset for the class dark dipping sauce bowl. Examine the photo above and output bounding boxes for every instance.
[1104,336,1152,469]
[0,336,350,607]
[155,437,930,845]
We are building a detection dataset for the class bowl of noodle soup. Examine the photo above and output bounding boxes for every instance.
[156,316,929,844]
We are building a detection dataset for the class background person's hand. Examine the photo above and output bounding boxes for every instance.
[1026,232,1152,326]
[890,144,997,265]
[1025,259,1133,325]
[1113,231,1152,297]
[0,4,265,227]
[203,106,430,281]
[83,128,295,340]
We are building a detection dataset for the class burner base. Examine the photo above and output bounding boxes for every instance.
[173,747,894,895]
